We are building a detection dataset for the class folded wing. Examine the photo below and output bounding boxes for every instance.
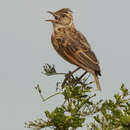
[62,37,101,76]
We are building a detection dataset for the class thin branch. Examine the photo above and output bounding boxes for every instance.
[35,85,62,102]
[42,92,62,102]
[42,72,67,76]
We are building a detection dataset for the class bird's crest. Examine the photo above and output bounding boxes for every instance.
[55,8,72,15]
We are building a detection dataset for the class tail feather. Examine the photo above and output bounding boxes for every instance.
[93,73,101,91]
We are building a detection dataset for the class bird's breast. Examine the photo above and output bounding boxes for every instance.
[51,32,74,64]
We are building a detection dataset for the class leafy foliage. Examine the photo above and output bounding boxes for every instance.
[87,84,130,130]
[25,64,130,130]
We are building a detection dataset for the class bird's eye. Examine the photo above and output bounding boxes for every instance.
[55,16,58,19]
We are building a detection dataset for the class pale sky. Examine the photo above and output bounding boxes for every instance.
[0,0,130,129]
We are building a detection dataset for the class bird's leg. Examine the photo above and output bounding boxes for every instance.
[62,67,80,88]
[71,67,80,74]
[74,71,88,85]
[78,71,88,81]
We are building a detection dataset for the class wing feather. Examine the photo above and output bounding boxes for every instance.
[62,37,101,75]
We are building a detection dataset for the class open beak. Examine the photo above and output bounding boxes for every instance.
[46,11,58,23]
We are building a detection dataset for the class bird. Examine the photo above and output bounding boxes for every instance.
[46,8,102,91]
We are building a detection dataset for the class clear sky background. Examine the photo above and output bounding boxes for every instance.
[0,0,130,129]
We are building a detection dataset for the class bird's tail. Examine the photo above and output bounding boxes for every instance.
[93,73,102,91]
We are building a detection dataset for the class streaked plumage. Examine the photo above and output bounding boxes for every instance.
[47,8,102,91]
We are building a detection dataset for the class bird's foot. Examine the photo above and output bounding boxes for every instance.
[61,71,75,88]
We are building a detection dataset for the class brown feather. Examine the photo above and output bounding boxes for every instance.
[48,8,101,90]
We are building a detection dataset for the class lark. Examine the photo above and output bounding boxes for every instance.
[46,8,102,91]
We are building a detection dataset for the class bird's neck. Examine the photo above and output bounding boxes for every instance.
[53,23,75,34]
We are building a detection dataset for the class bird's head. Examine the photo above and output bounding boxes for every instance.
[46,8,73,28]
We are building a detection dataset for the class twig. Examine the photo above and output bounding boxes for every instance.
[42,72,66,76]
[35,85,62,102]
[41,92,62,102]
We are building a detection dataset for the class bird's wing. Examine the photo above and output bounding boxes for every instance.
[62,35,101,75]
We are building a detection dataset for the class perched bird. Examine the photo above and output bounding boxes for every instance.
[46,8,102,91]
